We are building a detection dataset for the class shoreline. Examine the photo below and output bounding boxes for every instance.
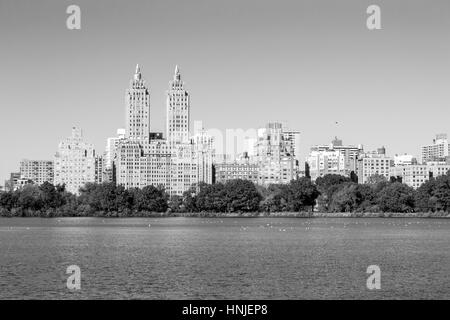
[1,211,449,218]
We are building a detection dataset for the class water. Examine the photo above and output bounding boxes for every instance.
[0,217,449,299]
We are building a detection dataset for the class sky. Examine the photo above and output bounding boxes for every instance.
[0,0,449,184]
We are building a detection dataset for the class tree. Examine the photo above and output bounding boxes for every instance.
[366,174,387,185]
[259,184,290,213]
[182,187,198,212]
[168,195,184,213]
[39,181,65,209]
[0,191,18,210]
[223,179,262,213]
[134,185,168,212]
[16,185,44,214]
[78,182,134,214]
[285,178,319,212]
[194,183,227,212]
[315,174,352,212]
[377,182,415,213]
[432,175,450,211]
[350,171,358,183]
[329,183,375,213]
[415,174,450,212]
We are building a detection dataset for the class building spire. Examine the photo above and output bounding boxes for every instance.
[174,65,181,81]
[134,64,142,80]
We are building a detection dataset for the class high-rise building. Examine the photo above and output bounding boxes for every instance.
[283,129,301,163]
[166,65,190,145]
[54,127,97,194]
[357,148,393,184]
[94,155,105,184]
[390,162,450,189]
[125,64,150,141]
[307,137,363,181]
[105,128,126,169]
[253,122,298,186]
[116,65,213,196]
[191,128,214,185]
[19,159,54,185]
[421,134,449,163]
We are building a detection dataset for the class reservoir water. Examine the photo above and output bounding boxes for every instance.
[0,217,449,299]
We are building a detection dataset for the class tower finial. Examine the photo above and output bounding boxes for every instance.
[134,64,141,80]
[174,65,181,81]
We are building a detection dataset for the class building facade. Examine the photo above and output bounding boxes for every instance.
[390,162,450,189]
[282,129,301,164]
[421,134,449,163]
[253,122,298,186]
[125,64,150,141]
[215,154,259,184]
[307,137,363,181]
[54,127,97,194]
[394,154,418,166]
[19,159,54,185]
[166,65,190,145]
[357,147,393,184]
[4,172,20,192]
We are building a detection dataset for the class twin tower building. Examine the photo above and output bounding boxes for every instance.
[54,65,214,195]
[116,65,214,196]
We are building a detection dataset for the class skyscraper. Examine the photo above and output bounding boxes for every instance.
[254,122,299,185]
[116,65,213,196]
[282,129,301,163]
[126,64,150,141]
[54,127,97,194]
[166,65,190,145]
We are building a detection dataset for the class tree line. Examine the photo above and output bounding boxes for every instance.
[1,172,449,217]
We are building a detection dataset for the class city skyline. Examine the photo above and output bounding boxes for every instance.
[2,62,449,188]
[1,0,450,184]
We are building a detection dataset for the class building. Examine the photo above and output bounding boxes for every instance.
[54,127,97,194]
[4,172,20,191]
[116,65,213,196]
[307,137,363,181]
[253,122,298,186]
[125,64,150,141]
[421,134,449,163]
[257,156,297,185]
[19,159,54,185]
[390,162,450,189]
[215,153,259,184]
[394,154,418,166]
[14,178,34,190]
[94,155,105,184]
[103,128,126,183]
[357,147,393,184]
[105,128,126,169]
[282,129,301,164]
[166,65,190,145]
[214,123,300,186]
[191,128,215,185]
